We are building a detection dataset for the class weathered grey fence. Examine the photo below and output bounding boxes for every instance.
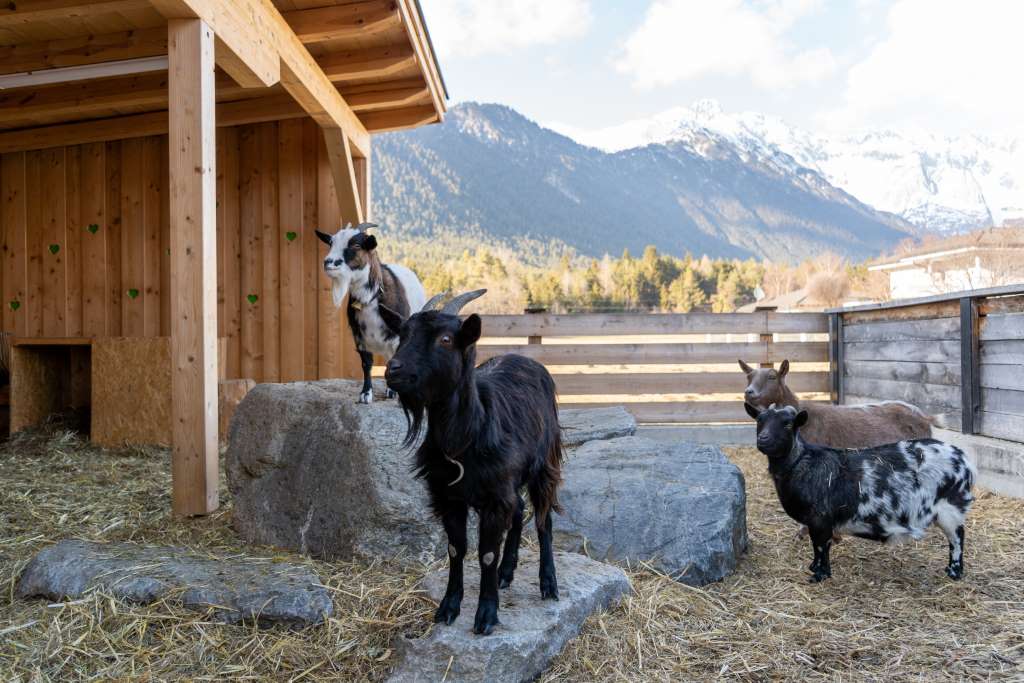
[830,284,1024,443]
[476,311,829,423]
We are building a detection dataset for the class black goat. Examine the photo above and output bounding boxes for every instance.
[382,290,563,635]
[747,403,975,583]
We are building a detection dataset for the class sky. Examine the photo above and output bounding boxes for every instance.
[419,0,1024,139]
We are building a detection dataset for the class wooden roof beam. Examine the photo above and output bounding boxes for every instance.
[284,0,401,44]
[0,93,306,154]
[0,0,150,27]
[358,104,436,133]
[345,85,428,112]
[317,44,415,82]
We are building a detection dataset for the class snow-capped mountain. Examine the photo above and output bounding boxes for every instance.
[551,100,1024,235]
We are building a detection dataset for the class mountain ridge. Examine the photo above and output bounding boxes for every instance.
[373,102,915,264]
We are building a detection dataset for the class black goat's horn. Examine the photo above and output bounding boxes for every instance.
[422,291,449,312]
[441,289,487,315]
[356,222,377,232]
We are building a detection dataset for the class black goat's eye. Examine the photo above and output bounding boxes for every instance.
[440,335,453,347]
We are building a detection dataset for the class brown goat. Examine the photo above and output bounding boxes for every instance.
[739,359,933,448]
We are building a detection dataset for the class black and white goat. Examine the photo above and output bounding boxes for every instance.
[382,290,564,636]
[747,403,975,583]
[316,223,426,404]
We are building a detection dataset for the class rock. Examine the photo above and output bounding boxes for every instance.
[387,551,630,683]
[226,381,647,564]
[559,406,636,447]
[16,540,332,627]
[553,437,747,586]
[226,379,443,563]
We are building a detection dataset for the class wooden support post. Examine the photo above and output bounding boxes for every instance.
[829,312,844,404]
[322,127,364,223]
[960,297,980,434]
[168,18,218,516]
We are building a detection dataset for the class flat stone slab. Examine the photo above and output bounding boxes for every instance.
[554,436,747,586]
[559,406,637,447]
[387,551,630,683]
[17,540,332,627]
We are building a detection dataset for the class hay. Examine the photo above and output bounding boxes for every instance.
[2,424,1023,681]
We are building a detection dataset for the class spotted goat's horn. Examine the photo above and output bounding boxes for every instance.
[355,222,377,232]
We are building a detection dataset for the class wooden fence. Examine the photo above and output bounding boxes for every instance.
[831,284,1024,443]
[475,311,829,423]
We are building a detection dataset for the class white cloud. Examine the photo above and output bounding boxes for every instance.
[614,0,837,90]
[423,0,592,60]
[829,0,1024,134]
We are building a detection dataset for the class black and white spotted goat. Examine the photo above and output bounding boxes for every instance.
[746,403,975,583]
[316,223,426,404]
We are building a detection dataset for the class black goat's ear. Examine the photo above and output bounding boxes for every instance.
[738,359,753,375]
[315,230,333,246]
[794,409,808,429]
[363,235,378,251]
[778,359,790,378]
[378,305,404,337]
[744,402,760,420]
[457,314,482,348]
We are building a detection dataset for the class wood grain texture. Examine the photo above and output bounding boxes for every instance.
[259,123,280,382]
[843,340,960,363]
[980,312,1024,341]
[2,153,27,336]
[238,125,262,381]
[980,363,1024,392]
[79,143,106,336]
[63,145,82,336]
[977,411,1024,442]
[167,18,218,516]
[119,138,145,336]
[104,140,122,335]
[844,359,961,386]
[980,340,1024,365]
[981,388,1024,418]
[841,317,960,343]
[301,119,319,380]
[553,371,829,396]
[843,376,961,412]
[476,341,828,366]
[480,312,828,337]
[277,119,304,382]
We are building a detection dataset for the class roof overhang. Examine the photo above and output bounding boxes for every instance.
[0,0,447,154]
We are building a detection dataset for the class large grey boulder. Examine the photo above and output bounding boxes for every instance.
[387,551,630,683]
[226,380,443,563]
[17,540,332,626]
[553,436,747,586]
[560,406,636,447]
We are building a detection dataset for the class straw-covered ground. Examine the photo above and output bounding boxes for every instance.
[2,421,1023,681]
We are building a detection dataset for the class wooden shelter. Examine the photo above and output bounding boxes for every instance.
[0,0,446,514]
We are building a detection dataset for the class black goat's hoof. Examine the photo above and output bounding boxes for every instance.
[433,594,462,625]
[384,388,397,399]
[946,564,964,580]
[498,574,514,590]
[809,571,831,583]
[539,575,559,601]
[473,600,499,635]
[357,391,373,405]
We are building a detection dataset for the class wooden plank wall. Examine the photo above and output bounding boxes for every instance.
[978,294,1024,442]
[840,301,963,429]
[0,119,359,383]
[476,311,830,423]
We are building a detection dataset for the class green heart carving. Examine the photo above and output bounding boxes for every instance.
[127,288,139,300]
[9,300,20,311]
[87,223,99,234]
[247,293,258,304]
[48,244,60,255]
[285,231,297,242]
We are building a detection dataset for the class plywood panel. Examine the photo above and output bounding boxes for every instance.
[277,118,304,382]
[91,336,171,446]
[260,123,280,381]
[40,147,66,337]
[1,153,27,336]
[120,138,145,336]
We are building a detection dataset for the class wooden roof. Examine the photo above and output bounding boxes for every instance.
[0,0,447,152]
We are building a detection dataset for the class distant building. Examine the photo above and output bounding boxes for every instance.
[868,228,1024,300]
[737,286,875,313]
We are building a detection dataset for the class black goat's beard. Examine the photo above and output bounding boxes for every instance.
[396,392,427,449]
